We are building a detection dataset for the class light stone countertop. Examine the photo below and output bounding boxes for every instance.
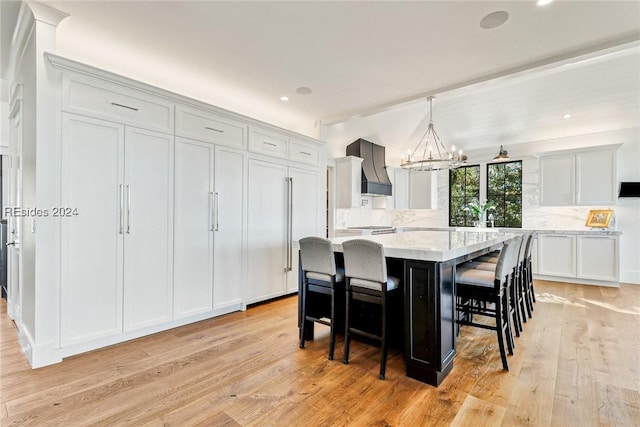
[329,230,516,262]
[393,226,622,236]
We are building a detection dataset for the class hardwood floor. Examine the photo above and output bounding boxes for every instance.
[1,280,639,426]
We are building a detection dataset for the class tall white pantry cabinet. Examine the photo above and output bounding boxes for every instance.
[9,51,326,368]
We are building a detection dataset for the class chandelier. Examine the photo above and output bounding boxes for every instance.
[400,96,467,171]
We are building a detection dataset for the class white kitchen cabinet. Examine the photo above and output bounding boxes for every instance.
[173,138,215,318]
[174,138,244,318]
[539,148,618,206]
[62,74,174,134]
[540,155,575,205]
[175,104,246,150]
[534,232,620,286]
[247,159,323,303]
[409,170,438,209]
[391,167,409,210]
[60,114,124,346]
[335,156,363,208]
[531,235,539,275]
[576,235,619,282]
[122,127,174,332]
[286,167,322,293]
[212,147,245,310]
[576,150,617,205]
[60,114,174,345]
[247,159,288,303]
[538,234,576,278]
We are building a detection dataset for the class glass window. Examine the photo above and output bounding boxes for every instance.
[449,165,480,227]
[487,161,522,228]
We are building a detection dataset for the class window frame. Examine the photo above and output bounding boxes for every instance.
[448,164,481,227]
[486,160,523,228]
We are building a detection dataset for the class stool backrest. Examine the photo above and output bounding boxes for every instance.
[524,232,535,261]
[342,239,387,283]
[299,237,337,276]
[495,236,522,282]
[517,232,532,266]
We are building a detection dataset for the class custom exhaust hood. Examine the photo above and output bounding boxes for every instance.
[346,139,392,196]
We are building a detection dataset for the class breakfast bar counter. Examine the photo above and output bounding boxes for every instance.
[300,230,514,386]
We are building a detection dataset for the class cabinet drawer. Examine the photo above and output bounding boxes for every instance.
[249,128,288,158]
[62,75,174,133]
[289,140,319,165]
[176,105,246,148]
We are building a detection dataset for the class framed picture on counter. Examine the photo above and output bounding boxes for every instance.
[585,209,613,228]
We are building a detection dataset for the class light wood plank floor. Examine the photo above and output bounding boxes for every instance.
[1,280,639,426]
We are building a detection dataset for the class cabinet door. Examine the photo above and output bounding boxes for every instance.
[577,236,618,282]
[409,170,437,209]
[576,150,616,205]
[538,235,576,277]
[287,167,323,293]
[174,138,214,318]
[393,168,409,209]
[540,155,575,206]
[60,113,124,346]
[123,127,174,331]
[247,159,287,303]
[213,147,245,310]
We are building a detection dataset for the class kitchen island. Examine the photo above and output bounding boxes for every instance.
[300,230,514,386]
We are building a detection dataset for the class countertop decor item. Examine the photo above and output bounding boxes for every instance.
[463,200,496,226]
[585,209,613,228]
[400,96,467,171]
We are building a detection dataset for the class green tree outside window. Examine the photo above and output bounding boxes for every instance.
[487,161,522,228]
[449,165,480,227]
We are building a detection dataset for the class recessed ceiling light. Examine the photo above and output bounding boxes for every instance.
[280,96,289,102]
[480,11,509,29]
[537,0,554,6]
[296,87,313,95]
[563,113,572,119]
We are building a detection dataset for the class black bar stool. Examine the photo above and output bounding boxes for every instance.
[341,239,400,380]
[299,237,345,360]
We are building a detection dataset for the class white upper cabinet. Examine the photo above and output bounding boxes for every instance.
[409,170,438,209]
[249,127,289,159]
[62,74,174,133]
[576,150,617,205]
[539,147,618,206]
[540,154,575,205]
[175,104,247,149]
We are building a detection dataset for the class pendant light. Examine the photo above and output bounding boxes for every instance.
[493,145,509,161]
[400,96,467,171]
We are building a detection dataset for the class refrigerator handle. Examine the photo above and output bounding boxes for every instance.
[287,177,293,271]
[119,184,124,234]
[126,184,131,234]
[214,192,220,232]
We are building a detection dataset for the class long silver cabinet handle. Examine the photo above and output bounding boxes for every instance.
[285,177,293,271]
[263,141,277,147]
[111,102,139,112]
[205,126,224,133]
[126,184,131,234]
[119,184,124,234]
[214,192,220,232]
[209,192,215,232]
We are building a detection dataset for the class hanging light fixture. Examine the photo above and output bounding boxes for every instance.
[400,96,467,171]
[493,145,509,161]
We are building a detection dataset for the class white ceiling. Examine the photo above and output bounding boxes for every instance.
[2,1,640,147]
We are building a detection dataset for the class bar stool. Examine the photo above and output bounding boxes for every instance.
[467,232,531,335]
[299,237,345,360]
[522,232,536,316]
[456,236,521,371]
[341,239,400,380]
